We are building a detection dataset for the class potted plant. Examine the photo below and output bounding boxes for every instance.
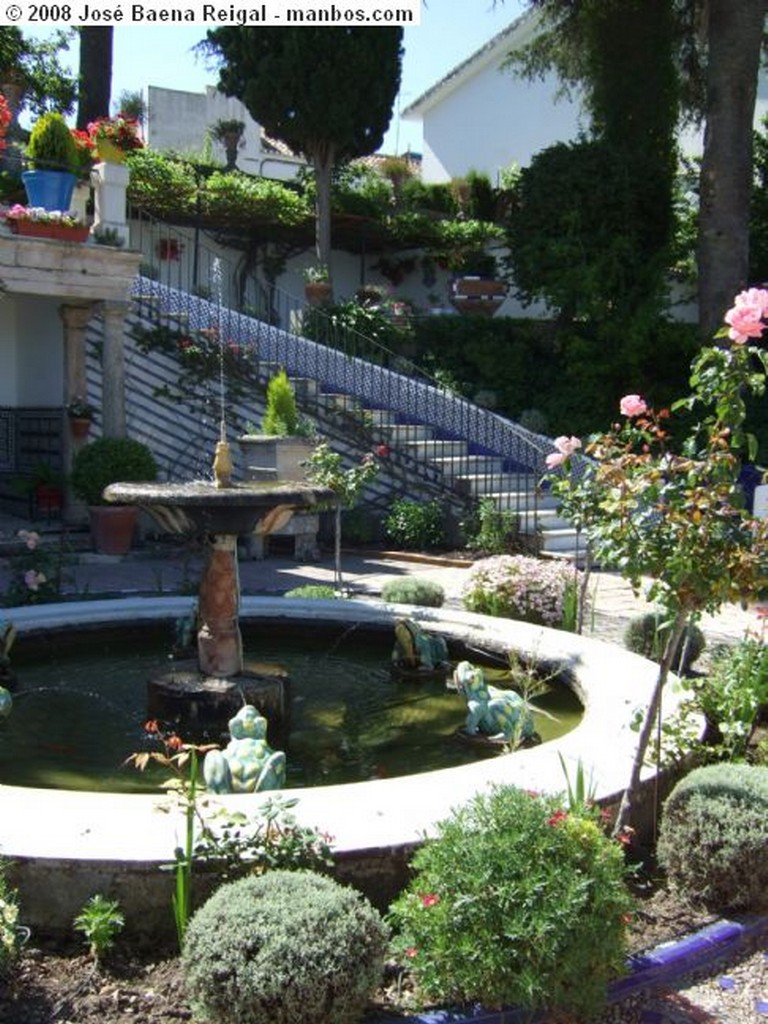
[87,114,143,164]
[11,462,64,517]
[209,117,245,171]
[3,204,90,242]
[238,369,315,483]
[22,111,79,211]
[303,264,332,306]
[66,395,96,438]
[70,437,158,555]
[450,251,507,317]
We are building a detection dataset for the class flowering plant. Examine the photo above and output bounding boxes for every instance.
[0,95,11,153]
[66,395,95,420]
[4,528,72,606]
[70,127,96,175]
[87,114,143,152]
[3,204,84,228]
[545,287,768,833]
[462,553,577,629]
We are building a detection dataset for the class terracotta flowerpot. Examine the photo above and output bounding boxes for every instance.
[10,220,89,242]
[304,282,332,306]
[88,505,139,556]
[68,417,92,440]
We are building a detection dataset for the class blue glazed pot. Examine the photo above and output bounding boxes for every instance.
[21,170,77,212]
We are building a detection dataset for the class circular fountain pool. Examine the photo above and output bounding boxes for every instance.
[0,596,678,938]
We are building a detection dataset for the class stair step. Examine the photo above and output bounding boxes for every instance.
[290,377,320,400]
[453,472,528,495]
[539,526,583,553]
[382,423,434,442]
[487,490,559,512]
[366,409,399,428]
[404,439,468,459]
[431,456,506,479]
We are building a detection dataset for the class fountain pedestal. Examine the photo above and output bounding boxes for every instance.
[104,479,332,739]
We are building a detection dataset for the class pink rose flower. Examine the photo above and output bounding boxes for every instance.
[725,300,766,344]
[546,435,582,468]
[620,394,648,418]
[17,529,39,551]
[733,287,768,316]
[24,569,46,591]
[546,451,566,469]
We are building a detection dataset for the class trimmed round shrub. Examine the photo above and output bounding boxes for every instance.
[283,584,337,600]
[462,554,574,627]
[384,498,447,551]
[182,870,388,1024]
[623,613,705,672]
[388,785,633,1020]
[381,577,445,607]
[658,763,768,913]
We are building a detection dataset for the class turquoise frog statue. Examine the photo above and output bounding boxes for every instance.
[453,660,535,746]
[203,704,286,794]
[392,618,450,674]
[0,618,16,711]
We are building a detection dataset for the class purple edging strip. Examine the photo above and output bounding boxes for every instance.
[372,915,768,1024]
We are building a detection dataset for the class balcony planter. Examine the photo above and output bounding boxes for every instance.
[21,169,77,213]
[68,417,92,440]
[450,276,507,317]
[9,218,89,242]
[304,281,333,306]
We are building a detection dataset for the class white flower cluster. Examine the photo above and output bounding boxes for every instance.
[462,554,574,627]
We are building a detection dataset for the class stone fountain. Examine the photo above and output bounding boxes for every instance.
[105,440,332,741]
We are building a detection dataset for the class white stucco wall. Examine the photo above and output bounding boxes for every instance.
[147,85,304,182]
[417,66,584,184]
[0,297,63,407]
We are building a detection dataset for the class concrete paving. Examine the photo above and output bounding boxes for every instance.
[0,510,759,652]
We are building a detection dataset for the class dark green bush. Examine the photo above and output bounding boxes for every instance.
[623,613,705,672]
[381,577,445,607]
[388,785,632,1019]
[70,437,158,507]
[182,870,387,1024]
[384,498,446,551]
[658,763,768,913]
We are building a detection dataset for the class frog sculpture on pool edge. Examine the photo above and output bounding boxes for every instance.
[391,618,451,677]
[453,660,536,746]
[203,704,286,793]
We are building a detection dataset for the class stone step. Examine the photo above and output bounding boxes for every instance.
[382,422,434,442]
[430,455,507,479]
[538,526,584,553]
[404,439,469,459]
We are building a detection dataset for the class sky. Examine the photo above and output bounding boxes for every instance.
[25,0,528,155]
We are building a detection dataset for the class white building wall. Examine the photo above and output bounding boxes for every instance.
[147,86,304,182]
[418,66,583,183]
[15,298,62,405]
[0,300,18,406]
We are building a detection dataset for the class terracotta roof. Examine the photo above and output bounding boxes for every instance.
[401,9,542,118]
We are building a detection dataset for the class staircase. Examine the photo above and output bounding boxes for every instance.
[84,276,582,559]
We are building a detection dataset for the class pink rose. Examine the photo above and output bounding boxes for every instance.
[553,435,582,457]
[620,395,648,418]
[546,451,566,469]
[725,301,765,344]
[733,287,768,316]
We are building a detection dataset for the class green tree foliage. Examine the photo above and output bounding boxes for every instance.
[0,27,77,116]
[200,27,403,276]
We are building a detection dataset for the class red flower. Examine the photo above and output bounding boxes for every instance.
[375,444,390,459]
[616,826,634,846]
[419,893,440,908]
[547,809,569,827]
[144,719,160,735]
[166,734,184,751]
[405,946,418,959]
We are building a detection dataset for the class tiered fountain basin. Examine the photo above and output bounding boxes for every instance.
[0,596,679,939]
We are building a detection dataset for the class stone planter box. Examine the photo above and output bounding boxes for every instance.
[238,435,315,483]
[9,220,90,242]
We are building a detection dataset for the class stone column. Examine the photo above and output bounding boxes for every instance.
[100,300,129,438]
[60,302,95,522]
[91,161,130,245]
[197,533,243,678]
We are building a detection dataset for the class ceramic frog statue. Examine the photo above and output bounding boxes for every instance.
[0,618,16,707]
[203,705,286,794]
[453,660,535,745]
[392,618,449,673]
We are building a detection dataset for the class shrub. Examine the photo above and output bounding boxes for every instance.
[388,785,632,1019]
[384,498,446,551]
[262,369,299,436]
[623,612,706,672]
[657,763,768,913]
[26,111,78,172]
[381,577,445,607]
[463,496,519,555]
[283,584,337,600]
[70,437,158,506]
[0,859,26,976]
[694,637,768,761]
[462,554,575,628]
[182,870,388,1024]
